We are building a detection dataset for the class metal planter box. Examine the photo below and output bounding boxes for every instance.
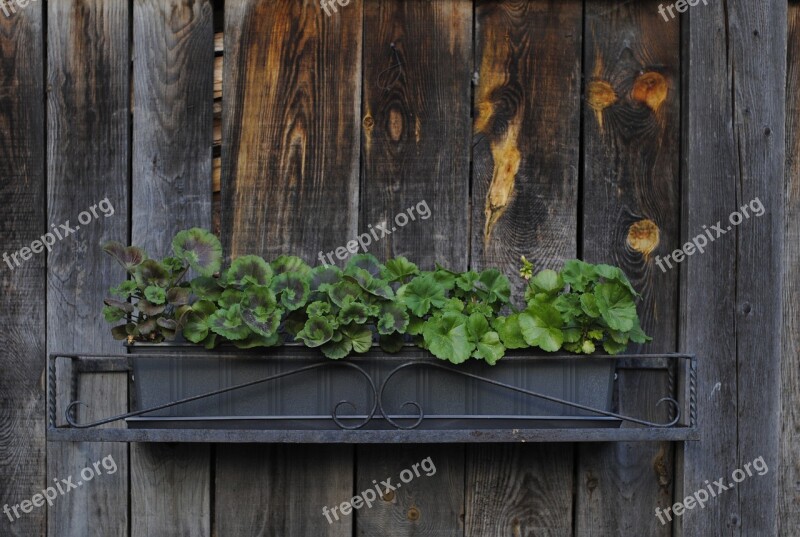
[126,343,619,430]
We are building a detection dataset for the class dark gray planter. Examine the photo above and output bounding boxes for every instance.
[126,343,619,430]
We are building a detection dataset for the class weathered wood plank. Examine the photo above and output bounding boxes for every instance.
[218,1,362,535]
[0,4,46,536]
[46,1,130,536]
[466,2,582,535]
[130,2,214,536]
[576,1,681,534]
[781,4,800,532]
[358,1,472,535]
[221,0,361,259]
[681,0,786,535]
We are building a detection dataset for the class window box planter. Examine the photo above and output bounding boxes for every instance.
[125,342,621,430]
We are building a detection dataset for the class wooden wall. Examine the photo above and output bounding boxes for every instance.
[0,0,791,535]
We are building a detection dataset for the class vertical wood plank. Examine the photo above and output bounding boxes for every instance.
[46,1,130,536]
[0,3,45,537]
[781,4,800,532]
[466,1,582,535]
[357,1,472,535]
[681,0,786,535]
[130,2,214,536]
[681,2,796,535]
[219,1,362,535]
[576,1,681,535]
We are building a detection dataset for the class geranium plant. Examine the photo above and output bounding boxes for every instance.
[103,229,651,363]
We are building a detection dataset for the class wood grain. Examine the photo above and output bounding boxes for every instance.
[222,0,361,260]
[358,2,472,535]
[466,2,582,535]
[781,5,800,532]
[130,2,214,536]
[0,4,45,537]
[218,1,362,535]
[46,1,130,536]
[576,2,681,534]
[680,0,786,535]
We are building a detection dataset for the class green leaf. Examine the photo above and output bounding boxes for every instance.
[580,293,601,318]
[379,333,406,353]
[240,285,282,337]
[296,316,335,347]
[466,313,490,342]
[110,280,138,298]
[338,296,370,325]
[166,287,191,306]
[103,298,134,314]
[474,269,511,304]
[345,253,383,278]
[519,305,564,352]
[603,339,627,354]
[161,257,185,273]
[102,241,146,270]
[398,274,447,317]
[561,259,597,292]
[474,331,505,365]
[422,312,475,364]
[137,299,165,316]
[183,311,208,343]
[233,331,281,349]
[493,314,527,349]
[144,285,167,305]
[455,271,481,293]
[137,318,158,336]
[307,300,332,317]
[580,340,596,354]
[345,268,394,299]
[133,260,171,288]
[329,280,363,307]
[531,269,564,294]
[377,302,410,335]
[628,319,652,344]
[208,304,251,341]
[320,338,352,359]
[226,255,273,286]
[594,283,637,331]
[594,263,640,297]
[407,314,426,336]
[343,324,373,353]
[382,257,419,282]
[311,265,342,290]
[172,228,223,277]
[103,305,127,323]
[218,288,245,308]
[271,255,312,278]
[111,325,130,340]
[190,276,224,301]
[270,273,310,311]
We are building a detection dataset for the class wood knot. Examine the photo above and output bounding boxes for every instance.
[631,72,668,113]
[363,115,374,131]
[627,219,660,258]
[407,506,420,521]
[587,80,617,129]
[388,108,403,142]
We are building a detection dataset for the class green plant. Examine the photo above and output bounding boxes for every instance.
[102,228,222,343]
[103,229,651,362]
[495,259,652,355]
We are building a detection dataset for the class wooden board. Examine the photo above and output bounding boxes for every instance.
[218,1,362,535]
[0,4,46,537]
[782,4,800,532]
[46,1,131,536]
[576,1,681,534]
[130,2,214,536]
[466,1,582,534]
[680,0,786,535]
[357,1,471,535]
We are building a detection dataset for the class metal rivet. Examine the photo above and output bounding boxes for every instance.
[383,490,394,502]
[407,507,420,521]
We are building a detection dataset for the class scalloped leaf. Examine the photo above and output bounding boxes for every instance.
[191,276,224,301]
[345,253,383,278]
[377,302,409,335]
[270,273,310,311]
[102,241,146,270]
[271,255,312,278]
[172,228,223,277]
[133,260,171,288]
[137,299,165,316]
[422,312,474,364]
[208,304,250,341]
[381,256,419,282]
[144,285,167,305]
[296,316,335,347]
[166,287,191,306]
[311,264,342,290]
[398,274,446,317]
[226,255,273,286]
